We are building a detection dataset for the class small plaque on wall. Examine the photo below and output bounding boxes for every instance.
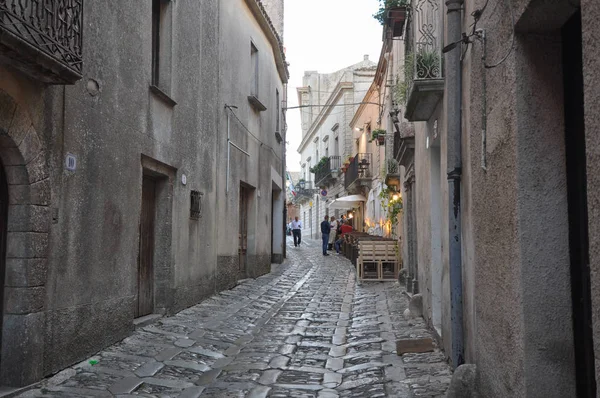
[65,153,77,171]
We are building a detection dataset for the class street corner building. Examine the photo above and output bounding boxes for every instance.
[0,0,287,387]
[382,0,600,396]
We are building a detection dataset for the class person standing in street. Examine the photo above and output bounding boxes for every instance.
[321,215,331,256]
[291,216,302,247]
[328,216,338,251]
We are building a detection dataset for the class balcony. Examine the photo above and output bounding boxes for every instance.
[0,0,84,84]
[344,153,373,192]
[402,0,444,122]
[385,159,400,189]
[315,156,341,187]
[294,180,317,204]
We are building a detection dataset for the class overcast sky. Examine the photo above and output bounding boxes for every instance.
[284,0,383,172]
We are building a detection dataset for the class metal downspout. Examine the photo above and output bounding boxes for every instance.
[445,0,465,368]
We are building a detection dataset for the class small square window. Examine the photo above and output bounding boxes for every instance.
[190,190,202,220]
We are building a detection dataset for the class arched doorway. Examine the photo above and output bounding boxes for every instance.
[0,88,50,386]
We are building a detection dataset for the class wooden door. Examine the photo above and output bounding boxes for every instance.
[137,176,156,317]
[239,187,248,273]
[0,165,8,364]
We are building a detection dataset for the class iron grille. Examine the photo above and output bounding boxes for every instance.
[190,190,202,220]
[0,0,84,79]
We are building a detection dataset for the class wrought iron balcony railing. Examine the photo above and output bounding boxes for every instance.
[402,0,444,121]
[0,0,84,84]
[294,181,318,203]
[315,156,341,187]
[345,153,373,190]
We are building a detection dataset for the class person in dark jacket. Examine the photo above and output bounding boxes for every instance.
[320,215,331,256]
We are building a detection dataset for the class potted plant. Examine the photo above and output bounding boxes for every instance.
[373,0,409,27]
[371,129,386,145]
[385,159,400,187]
[416,49,441,79]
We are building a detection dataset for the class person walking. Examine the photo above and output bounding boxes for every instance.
[328,216,338,251]
[291,216,302,247]
[321,215,331,256]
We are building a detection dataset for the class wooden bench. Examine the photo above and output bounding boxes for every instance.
[356,240,400,283]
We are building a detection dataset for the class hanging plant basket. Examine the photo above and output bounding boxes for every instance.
[377,135,386,145]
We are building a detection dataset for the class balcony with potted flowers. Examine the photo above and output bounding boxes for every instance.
[344,153,373,193]
[375,0,409,40]
[401,0,444,122]
[0,0,84,84]
[314,156,341,187]
[385,159,401,189]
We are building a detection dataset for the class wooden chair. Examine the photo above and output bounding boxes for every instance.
[356,240,399,283]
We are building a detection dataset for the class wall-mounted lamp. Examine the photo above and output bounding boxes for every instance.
[392,194,400,201]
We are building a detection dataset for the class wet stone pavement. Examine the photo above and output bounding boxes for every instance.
[21,239,452,398]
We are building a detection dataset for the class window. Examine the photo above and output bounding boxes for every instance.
[334,137,339,156]
[151,0,174,104]
[190,190,202,220]
[251,42,259,96]
[152,0,162,86]
[326,147,329,157]
[276,89,280,133]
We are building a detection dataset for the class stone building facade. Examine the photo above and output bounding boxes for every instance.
[295,58,376,238]
[0,0,286,387]
[393,0,600,396]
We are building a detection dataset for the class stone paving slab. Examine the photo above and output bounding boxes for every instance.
[19,238,451,398]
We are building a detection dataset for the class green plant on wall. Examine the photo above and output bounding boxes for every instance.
[394,52,414,105]
[369,129,386,142]
[378,186,403,226]
[373,0,409,25]
[309,156,329,174]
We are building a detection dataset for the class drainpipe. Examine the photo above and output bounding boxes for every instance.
[445,0,465,368]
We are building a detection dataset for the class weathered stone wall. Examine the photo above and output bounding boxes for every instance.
[459,0,578,395]
[215,0,286,287]
[0,0,285,386]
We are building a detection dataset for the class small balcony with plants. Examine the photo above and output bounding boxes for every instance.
[0,0,84,84]
[344,153,373,192]
[313,156,341,187]
[369,129,387,146]
[398,0,444,122]
[384,159,401,188]
[374,0,409,39]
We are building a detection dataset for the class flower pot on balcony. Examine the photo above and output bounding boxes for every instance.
[385,174,401,188]
[387,6,407,38]
[377,135,386,145]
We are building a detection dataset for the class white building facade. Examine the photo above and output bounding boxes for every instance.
[295,57,376,239]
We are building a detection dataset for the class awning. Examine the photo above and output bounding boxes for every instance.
[328,194,367,210]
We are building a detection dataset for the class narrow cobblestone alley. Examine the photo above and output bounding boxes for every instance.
[21,239,451,398]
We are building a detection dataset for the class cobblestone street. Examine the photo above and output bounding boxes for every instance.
[21,239,452,398]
